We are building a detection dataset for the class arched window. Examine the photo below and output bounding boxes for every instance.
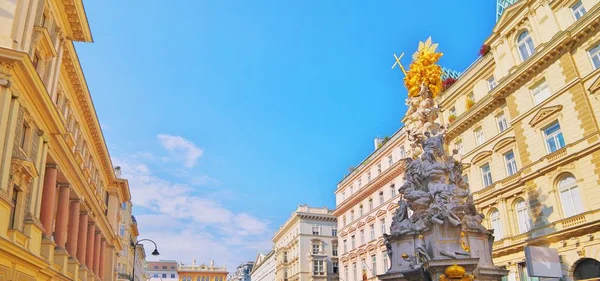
[490,209,503,239]
[558,175,583,217]
[517,31,535,61]
[197,277,201,281]
[515,199,531,234]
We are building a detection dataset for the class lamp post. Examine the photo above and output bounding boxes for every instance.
[132,239,160,281]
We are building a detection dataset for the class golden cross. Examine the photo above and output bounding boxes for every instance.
[392,52,407,76]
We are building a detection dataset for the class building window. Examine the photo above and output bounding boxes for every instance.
[119,224,125,236]
[367,172,371,182]
[388,155,393,166]
[333,242,338,256]
[400,147,406,158]
[333,262,339,274]
[558,175,583,217]
[481,163,493,187]
[490,209,503,239]
[9,186,20,229]
[588,43,600,70]
[343,239,347,253]
[343,216,347,226]
[171,274,176,278]
[505,151,518,176]
[449,106,456,116]
[121,202,127,210]
[154,266,158,269]
[20,123,30,151]
[497,113,508,133]
[380,218,386,235]
[543,122,565,153]
[488,76,497,90]
[390,184,396,197]
[162,274,167,278]
[350,210,354,221]
[531,80,551,105]
[313,243,320,254]
[515,199,531,234]
[455,140,464,155]
[358,178,362,188]
[571,1,586,20]
[351,235,355,249]
[475,127,485,146]
[352,263,357,281]
[371,255,377,275]
[468,92,475,103]
[345,266,349,281]
[377,164,382,175]
[359,205,363,216]
[368,198,373,210]
[313,260,324,274]
[369,224,375,240]
[312,224,320,235]
[379,191,384,204]
[517,31,535,61]
[360,229,365,245]
[350,186,354,195]
[332,226,337,236]
[383,252,389,272]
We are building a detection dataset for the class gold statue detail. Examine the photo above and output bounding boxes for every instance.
[396,37,443,98]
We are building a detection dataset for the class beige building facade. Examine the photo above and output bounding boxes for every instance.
[0,0,133,281]
[436,0,600,280]
[333,132,408,281]
[251,251,276,281]
[273,205,338,281]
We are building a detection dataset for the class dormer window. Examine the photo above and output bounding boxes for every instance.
[517,31,535,61]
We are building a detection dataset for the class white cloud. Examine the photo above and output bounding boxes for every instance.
[111,155,273,270]
[157,134,204,168]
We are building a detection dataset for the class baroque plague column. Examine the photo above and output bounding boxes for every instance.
[0,1,133,281]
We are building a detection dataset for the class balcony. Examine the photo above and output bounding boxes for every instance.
[118,273,132,280]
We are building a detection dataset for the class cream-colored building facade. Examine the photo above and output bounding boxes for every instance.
[251,251,276,281]
[333,133,408,281]
[0,0,134,281]
[436,0,600,280]
[273,205,338,281]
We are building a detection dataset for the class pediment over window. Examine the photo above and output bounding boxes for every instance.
[494,1,527,34]
[493,137,516,152]
[348,253,357,259]
[589,75,600,94]
[339,231,348,237]
[387,202,398,211]
[376,210,387,217]
[11,157,39,190]
[356,221,366,228]
[470,151,493,165]
[348,227,357,233]
[461,163,471,170]
[366,244,376,252]
[529,105,563,127]
[357,249,366,256]
[365,216,376,223]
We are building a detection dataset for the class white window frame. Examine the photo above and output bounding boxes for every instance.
[312,224,321,235]
[312,243,320,254]
[571,1,586,20]
[515,199,531,234]
[543,122,565,153]
[475,127,485,146]
[497,113,508,133]
[588,43,600,70]
[455,140,464,155]
[517,31,535,61]
[313,260,324,274]
[380,218,386,235]
[487,76,497,91]
[360,229,365,245]
[332,226,337,236]
[531,80,551,105]
[369,224,375,240]
[558,175,584,217]
[505,150,518,176]
[490,209,503,239]
[481,163,493,187]
[390,185,396,197]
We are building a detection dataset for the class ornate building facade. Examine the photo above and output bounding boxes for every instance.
[178,260,228,281]
[332,133,408,281]
[147,260,179,281]
[273,205,338,281]
[251,251,275,281]
[229,262,254,281]
[437,0,600,280]
[116,200,146,281]
[0,0,132,281]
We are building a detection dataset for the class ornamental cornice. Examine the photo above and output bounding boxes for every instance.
[55,0,92,42]
[61,42,117,189]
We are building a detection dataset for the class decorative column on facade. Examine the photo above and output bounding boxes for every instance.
[39,164,58,238]
[66,199,81,258]
[54,183,71,249]
[93,230,101,275]
[77,211,89,265]
[86,222,95,270]
[99,239,106,280]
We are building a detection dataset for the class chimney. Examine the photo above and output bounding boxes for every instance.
[114,166,122,178]
[374,137,383,150]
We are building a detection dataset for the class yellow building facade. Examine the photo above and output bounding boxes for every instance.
[436,0,600,280]
[0,1,131,281]
[178,261,228,281]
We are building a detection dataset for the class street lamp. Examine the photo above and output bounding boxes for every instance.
[132,239,160,281]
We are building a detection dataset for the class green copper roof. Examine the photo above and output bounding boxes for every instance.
[497,0,519,21]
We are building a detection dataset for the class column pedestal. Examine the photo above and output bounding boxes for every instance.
[78,265,90,281]
[54,248,70,275]
[40,237,56,263]
[67,258,80,280]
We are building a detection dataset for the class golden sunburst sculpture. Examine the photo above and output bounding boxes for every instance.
[403,37,444,98]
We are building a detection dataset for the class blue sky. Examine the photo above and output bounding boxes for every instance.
[76,0,497,270]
